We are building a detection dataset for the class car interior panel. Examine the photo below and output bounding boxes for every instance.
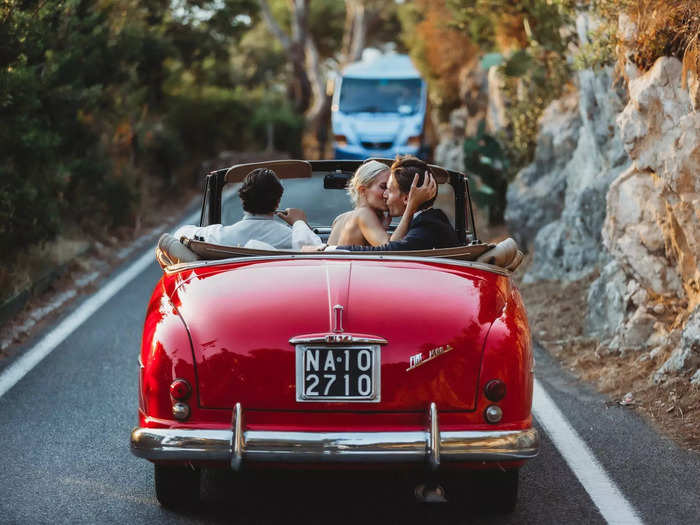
[179,237,495,263]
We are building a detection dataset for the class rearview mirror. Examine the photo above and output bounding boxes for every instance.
[324,171,351,189]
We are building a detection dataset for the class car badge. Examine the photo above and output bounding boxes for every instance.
[332,304,344,333]
[406,345,454,371]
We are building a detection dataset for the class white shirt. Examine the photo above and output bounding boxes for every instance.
[174,213,321,250]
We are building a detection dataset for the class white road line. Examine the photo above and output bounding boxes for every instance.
[533,379,643,525]
[0,211,199,400]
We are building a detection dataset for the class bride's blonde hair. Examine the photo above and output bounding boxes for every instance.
[347,160,389,205]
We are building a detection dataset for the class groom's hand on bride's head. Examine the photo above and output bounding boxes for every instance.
[407,172,436,210]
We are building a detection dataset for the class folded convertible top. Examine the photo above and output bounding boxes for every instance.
[180,237,494,262]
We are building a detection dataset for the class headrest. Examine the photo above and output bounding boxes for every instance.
[433,183,456,227]
[157,233,200,266]
[476,237,523,271]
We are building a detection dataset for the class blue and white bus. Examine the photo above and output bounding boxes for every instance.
[331,53,429,160]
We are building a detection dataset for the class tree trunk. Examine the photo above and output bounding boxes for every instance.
[258,0,312,113]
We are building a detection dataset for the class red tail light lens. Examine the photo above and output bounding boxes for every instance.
[334,134,348,147]
[407,135,421,147]
[484,379,506,402]
[170,379,191,400]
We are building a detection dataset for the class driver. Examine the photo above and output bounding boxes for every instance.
[174,168,321,249]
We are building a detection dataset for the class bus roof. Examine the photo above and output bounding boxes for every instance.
[342,53,422,80]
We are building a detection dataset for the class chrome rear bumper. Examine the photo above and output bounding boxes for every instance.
[131,403,539,470]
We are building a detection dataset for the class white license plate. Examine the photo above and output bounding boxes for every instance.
[295,345,381,402]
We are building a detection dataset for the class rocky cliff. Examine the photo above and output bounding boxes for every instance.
[429,7,699,448]
[591,56,700,383]
[504,29,699,384]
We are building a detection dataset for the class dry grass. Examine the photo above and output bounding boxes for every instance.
[594,0,700,85]
[0,234,90,304]
[625,0,699,85]
[549,337,700,452]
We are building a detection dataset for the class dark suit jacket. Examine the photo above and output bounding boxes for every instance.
[336,208,458,251]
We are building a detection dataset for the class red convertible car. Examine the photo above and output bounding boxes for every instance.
[130,159,538,511]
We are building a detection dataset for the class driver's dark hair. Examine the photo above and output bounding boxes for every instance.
[238,168,283,214]
[390,155,435,210]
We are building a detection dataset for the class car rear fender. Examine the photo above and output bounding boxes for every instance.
[477,286,534,424]
[139,280,197,425]
[167,259,511,412]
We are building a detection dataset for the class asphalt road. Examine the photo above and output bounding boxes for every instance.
[1,177,698,524]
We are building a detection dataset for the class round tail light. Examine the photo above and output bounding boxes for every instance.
[484,379,506,402]
[170,379,191,400]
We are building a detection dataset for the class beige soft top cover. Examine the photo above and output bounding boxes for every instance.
[181,237,494,262]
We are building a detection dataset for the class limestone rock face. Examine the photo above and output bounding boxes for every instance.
[507,12,630,281]
[497,13,698,382]
[609,57,700,311]
[603,166,685,297]
[511,66,629,283]
[585,260,626,339]
[654,306,700,382]
[434,63,490,174]
[592,56,700,379]
[505,91,580,249]
[434,108,467,173]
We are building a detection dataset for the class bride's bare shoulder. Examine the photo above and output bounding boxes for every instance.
[355,206,382,225]
[332,210,353,226]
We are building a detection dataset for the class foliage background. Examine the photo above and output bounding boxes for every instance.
[401,0,698,178]
[0,0,302,270]
[1,0,697,296]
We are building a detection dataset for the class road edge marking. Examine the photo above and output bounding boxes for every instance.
[533,379,643,525]
[0,211,199,400]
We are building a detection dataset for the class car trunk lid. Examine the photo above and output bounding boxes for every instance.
[170,259,506,412]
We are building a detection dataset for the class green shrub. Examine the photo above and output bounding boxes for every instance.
[166,86,255,156]
[463,120,509,224]
[251,94,304,156]
[0,0,305,265]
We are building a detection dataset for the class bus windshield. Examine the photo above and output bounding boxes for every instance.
[338,78,422,114]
